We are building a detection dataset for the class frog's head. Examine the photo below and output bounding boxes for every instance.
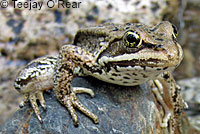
[98,21,183,70]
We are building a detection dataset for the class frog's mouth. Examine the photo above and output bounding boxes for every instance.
[108,58,168,67]
[98,47,182,68]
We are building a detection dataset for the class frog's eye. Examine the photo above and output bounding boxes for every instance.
[172,24,178,38]
[123,30,142,48]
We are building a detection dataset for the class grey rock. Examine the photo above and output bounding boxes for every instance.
[178,77,200,131]
[178,77,200,109]
[0,77,187,134]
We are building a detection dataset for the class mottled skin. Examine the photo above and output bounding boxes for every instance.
[14,21,185,127]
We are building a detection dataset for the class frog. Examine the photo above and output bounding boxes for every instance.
[14,21,185,127]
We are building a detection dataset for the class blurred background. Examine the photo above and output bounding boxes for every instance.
[0,0,200,131]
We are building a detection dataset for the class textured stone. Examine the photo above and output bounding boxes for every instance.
[178,77,200,131]
[0,77,164,134]
[1,77,199,133]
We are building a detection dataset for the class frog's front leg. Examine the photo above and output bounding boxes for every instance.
[53,44,98,126]
[150,71,186,128]
[150,79,171,128]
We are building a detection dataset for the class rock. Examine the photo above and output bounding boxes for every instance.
[0,77,198,134]
[178,77,200,109]
[178,77,200,131]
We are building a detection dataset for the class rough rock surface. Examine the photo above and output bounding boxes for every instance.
[1,77,199,134]
[178,77,200,131]
[0,77,185,134]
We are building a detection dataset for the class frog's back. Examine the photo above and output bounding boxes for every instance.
[73,24,113,54]
[73,23,140,55]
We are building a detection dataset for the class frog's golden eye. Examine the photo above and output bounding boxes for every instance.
[172,24,178,38]
[123,30,142,48]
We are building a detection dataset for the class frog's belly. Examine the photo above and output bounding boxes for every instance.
[85,66,174,86]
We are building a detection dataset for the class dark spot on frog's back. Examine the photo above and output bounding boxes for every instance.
[123,76,130,79]
[148,31,151,34]
[132,72,137,76]
[160,33,164,36]
[141,73,148,78]
[112,73,119,76]
[163,74,169,79]
[155,38,164,41]
[163,67,168,70]
[135,24,143,28]
[112,27,119,31]
[123,81,129,84]
[110,77,115,81]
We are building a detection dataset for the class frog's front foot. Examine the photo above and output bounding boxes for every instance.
[19,91,46,123]
[62,87,98,126]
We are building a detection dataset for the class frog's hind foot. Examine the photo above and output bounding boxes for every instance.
[62,89,98,126]
[19,91,46,123]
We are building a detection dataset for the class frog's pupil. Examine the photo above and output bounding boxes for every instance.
[127,34,137,43]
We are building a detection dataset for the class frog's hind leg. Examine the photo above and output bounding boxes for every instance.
[53,44,98,126]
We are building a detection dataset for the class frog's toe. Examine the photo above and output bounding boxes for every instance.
[63,95,79,126]
[161,112,171,127]
[19,94,29,108]
[70,92,98,124]
[63,92,98,126]
[72,87,94,97]
[36,91,47,110]
[29,93,43,123]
